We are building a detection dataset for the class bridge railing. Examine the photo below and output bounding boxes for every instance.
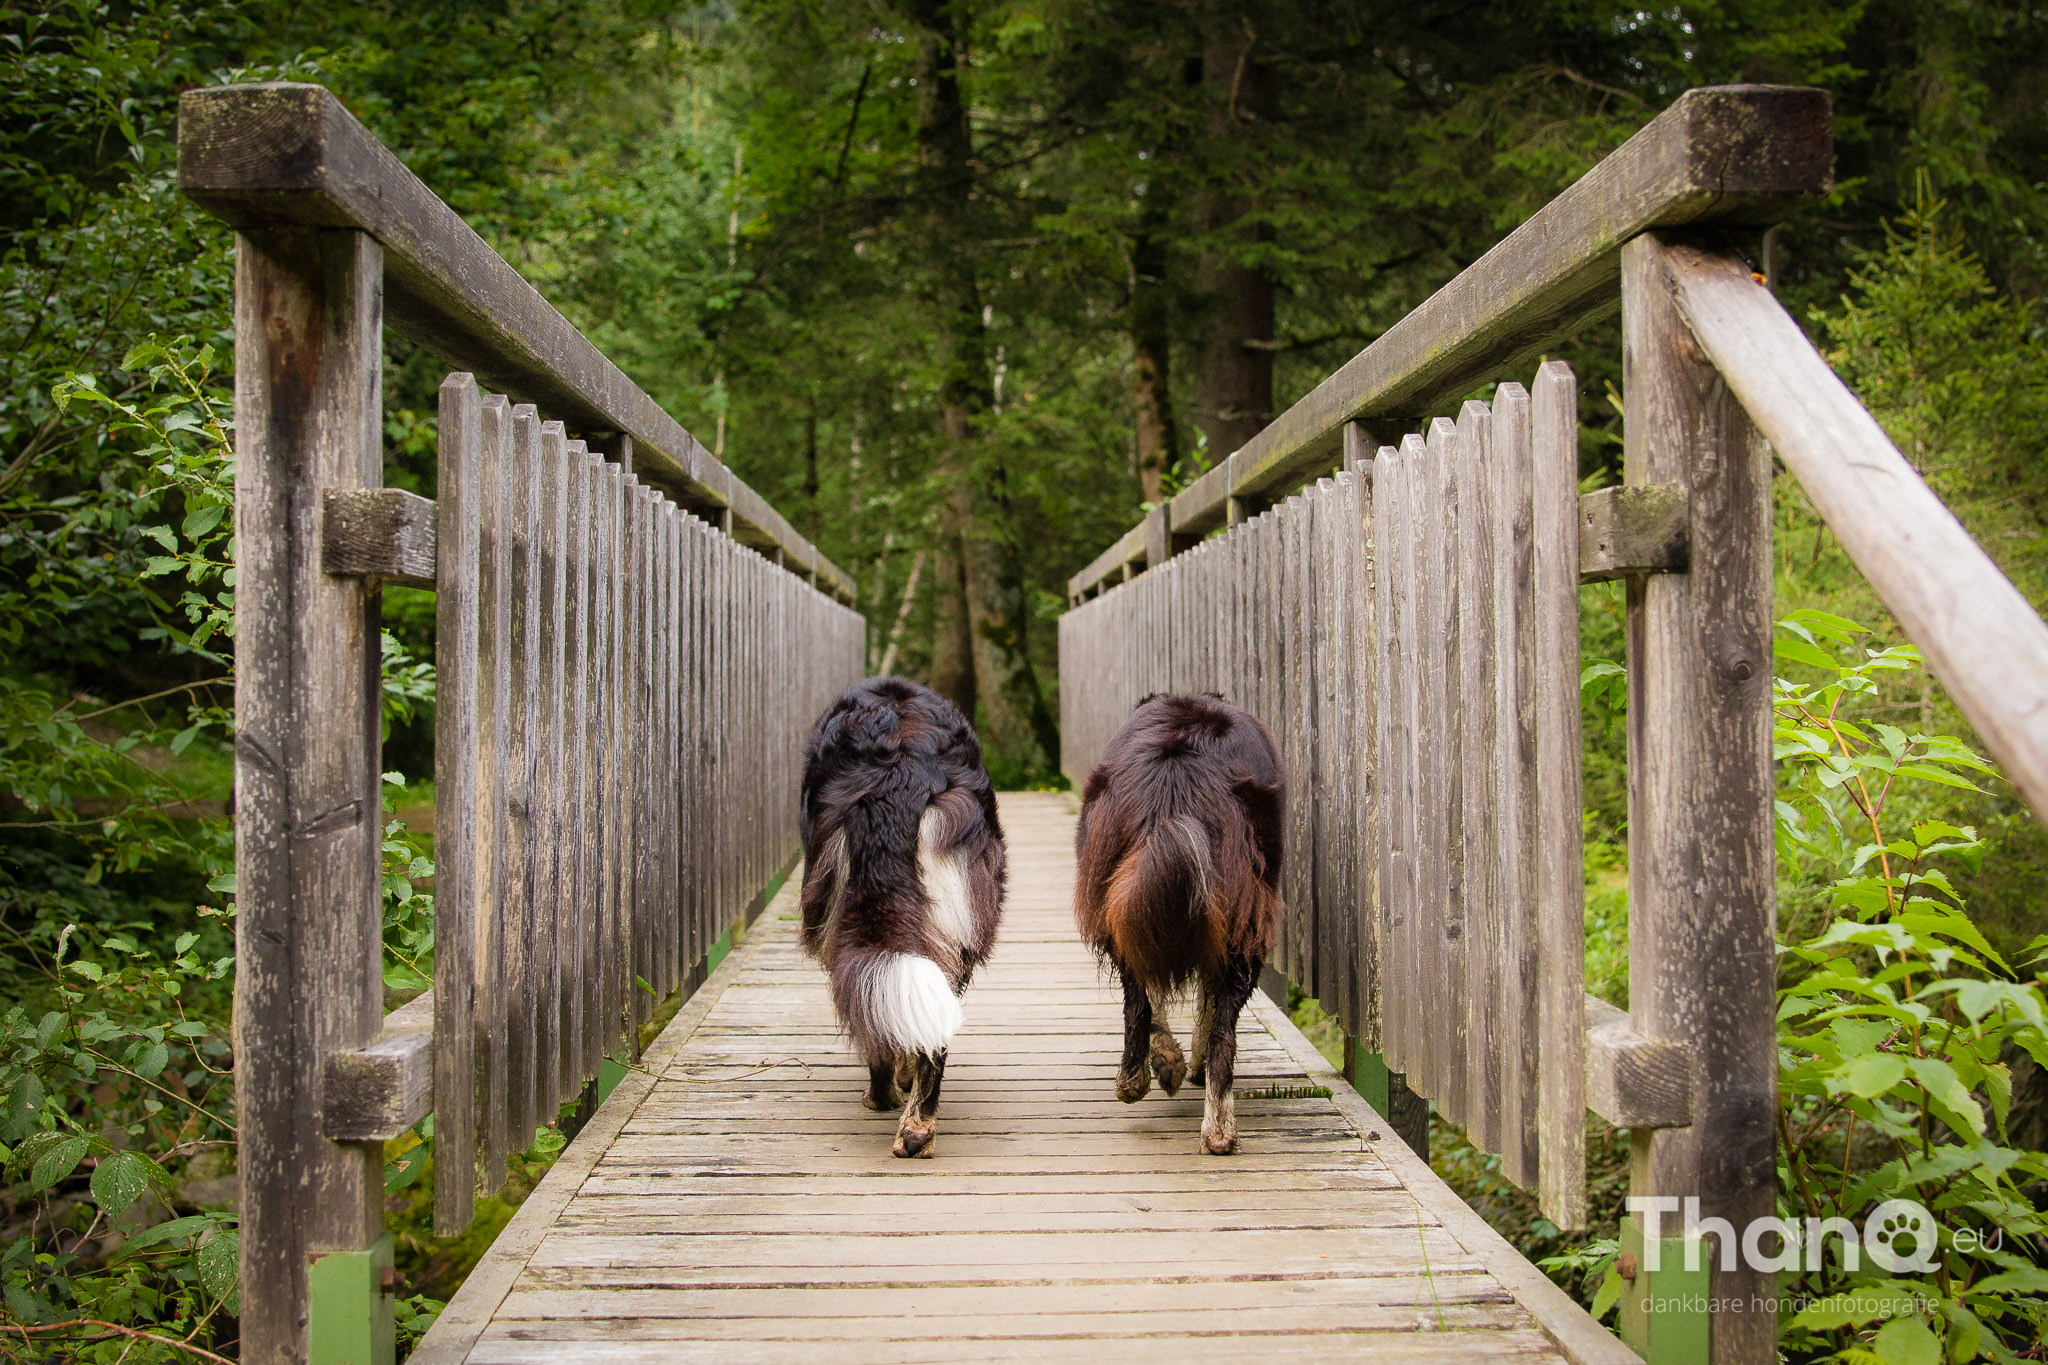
[1059,83,2048,1365]
[179,84,866,1362]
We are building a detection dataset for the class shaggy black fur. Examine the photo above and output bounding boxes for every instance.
[798,677,1005,1157]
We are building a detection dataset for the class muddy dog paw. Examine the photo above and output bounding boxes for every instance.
[1201,1126,1238,1156]
[861,1084,904,1112]
[1115,1065,1151,1104]
[1150,1037,1188,1097]
[892,1117,937,1158]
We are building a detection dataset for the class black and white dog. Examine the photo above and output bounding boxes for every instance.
[798,677,1006,1157]
[1073,693,1283,1154]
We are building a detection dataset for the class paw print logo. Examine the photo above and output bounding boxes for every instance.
[1864,1199,1937,1273]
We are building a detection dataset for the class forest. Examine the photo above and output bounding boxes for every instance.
[1,0,2045,1359]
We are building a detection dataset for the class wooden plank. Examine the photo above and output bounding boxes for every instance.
[1280,495,1312,989]
[1578,484,1689,582]
[323,989,435,1142]
[1621,237,1775,1357]
[1063,84,1831,597]
[1307,481,1335,1007]
[590,457,619,1070]
[1531,361,1587,1230]
[1344,438,1379,1048]
[230,228,384,1359]
[475,393,516,1192]
[1584,997,1692,1129]
[1371,444,1405,1072]
[1422,418,1465,1114]
[433,373,483,1235]
[1662,240,2048,826]
[535,422,569,1122]
[1490,383,1542,1192]
[1456,399,1501,1153]
[561,440,591,1104]
[504,405,543,1143]
[179,83,857,599]
[320,486,435,587]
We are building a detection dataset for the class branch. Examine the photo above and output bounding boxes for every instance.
[0,1321,233,1365]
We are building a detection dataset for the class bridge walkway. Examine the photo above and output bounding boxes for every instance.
[415,793,1622,1363]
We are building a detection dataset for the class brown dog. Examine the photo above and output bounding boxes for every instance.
[1073,692,1282,1153]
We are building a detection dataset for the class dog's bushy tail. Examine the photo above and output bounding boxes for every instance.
[1097,788,1279,995]
[802,788,995,1062]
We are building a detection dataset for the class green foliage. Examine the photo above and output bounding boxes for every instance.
[1772,615,2048,1360]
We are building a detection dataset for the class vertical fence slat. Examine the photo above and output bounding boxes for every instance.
[1491,384,1542,1189]
[1533,359,1588,1230]
[1373,445,1405,1074]
[581,450,609,1079]
[431,374,481,1236]
[503,405,542,1143]
[475,393,514,1192]
[1457,399,1501,1153]
[561,440,591,1104]
[1398,432,1432,1100]
[534,421,568,1124]
[1347,437,1381,1049]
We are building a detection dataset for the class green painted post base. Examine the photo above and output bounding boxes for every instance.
[308,1231,393,1365]
[1616,1213,1712,1365]
[705,924,735,974]
[1341,1037,1430,1160]
[594,1054,630,1107]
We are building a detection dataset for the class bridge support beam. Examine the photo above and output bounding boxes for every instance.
[232,226,393,1364]
[1620,232,1777,1365]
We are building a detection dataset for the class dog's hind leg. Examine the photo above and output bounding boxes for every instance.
[1187,987,1216,1085]
[893,1048,947,1158]
[1146,988,1188,1096]
[1115,961,1153,1103]
[1200,954,1259,1155]
[862,1056,904,1111]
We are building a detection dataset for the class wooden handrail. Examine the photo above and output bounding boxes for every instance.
[1662,241,2048,825]
[1067,83,1831,599]
[179,82,856,603]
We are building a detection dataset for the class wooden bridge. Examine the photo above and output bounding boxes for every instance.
[182,78,2048,1365]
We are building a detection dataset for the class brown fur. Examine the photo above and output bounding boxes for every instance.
[1072,693,1283,1154]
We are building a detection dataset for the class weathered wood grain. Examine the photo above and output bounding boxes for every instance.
[1584,997,1692,1130]
[561,441,591,1104]
[230,227,384,1361]
[1490,382,1543,1192]
[1622,236,1776,1361]
[320,486,436,587]
[1578,484,1689,582]
[323,989,435,1142]
[504,405,543,1141]
[434,373,484,1235]
[1532,361,1587,1231]
[1662,240,2048,826]
[179,83,856,600]
[534,422,569,1121]
[1457,399,1502,1152]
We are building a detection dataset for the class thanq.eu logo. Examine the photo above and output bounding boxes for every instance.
[1627,1196,1985,1274]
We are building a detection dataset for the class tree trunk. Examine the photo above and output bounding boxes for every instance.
[1132,225,1179,505]
[928,537,974,713]
[904,0,1058,772]
[802,406,820,538]
[1196,6,1276,461]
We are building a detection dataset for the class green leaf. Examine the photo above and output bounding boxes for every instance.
[181,503,226,537]
[1871,1316,1939,1365]
[90,1149,162,1216]
[70,960,103,982]
[116,1213,217,1254]
[1790,1289,1926,1329]
[1893,763,1985,793]
[132,1040,169,1079]
[1907,1057,1985,1138]
[1968,1265,2048,1295]
[1590,1264,1624,1319]
[30,1134,89,1191]
[1773,635,1840,671]
[198,1230,240,1311]
[1831,1054,1907,1097]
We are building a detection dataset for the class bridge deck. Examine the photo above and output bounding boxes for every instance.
[416,793,1627,1363]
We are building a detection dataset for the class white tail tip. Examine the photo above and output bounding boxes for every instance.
[857,952,962,1057]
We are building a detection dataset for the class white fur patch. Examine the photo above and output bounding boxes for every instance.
[859,952,963,1056]
[1168,814,1213,909]
[919,807,978,950]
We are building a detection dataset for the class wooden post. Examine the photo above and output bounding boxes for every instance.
[1621,233,1777,1365]
[232,227,389,1362]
